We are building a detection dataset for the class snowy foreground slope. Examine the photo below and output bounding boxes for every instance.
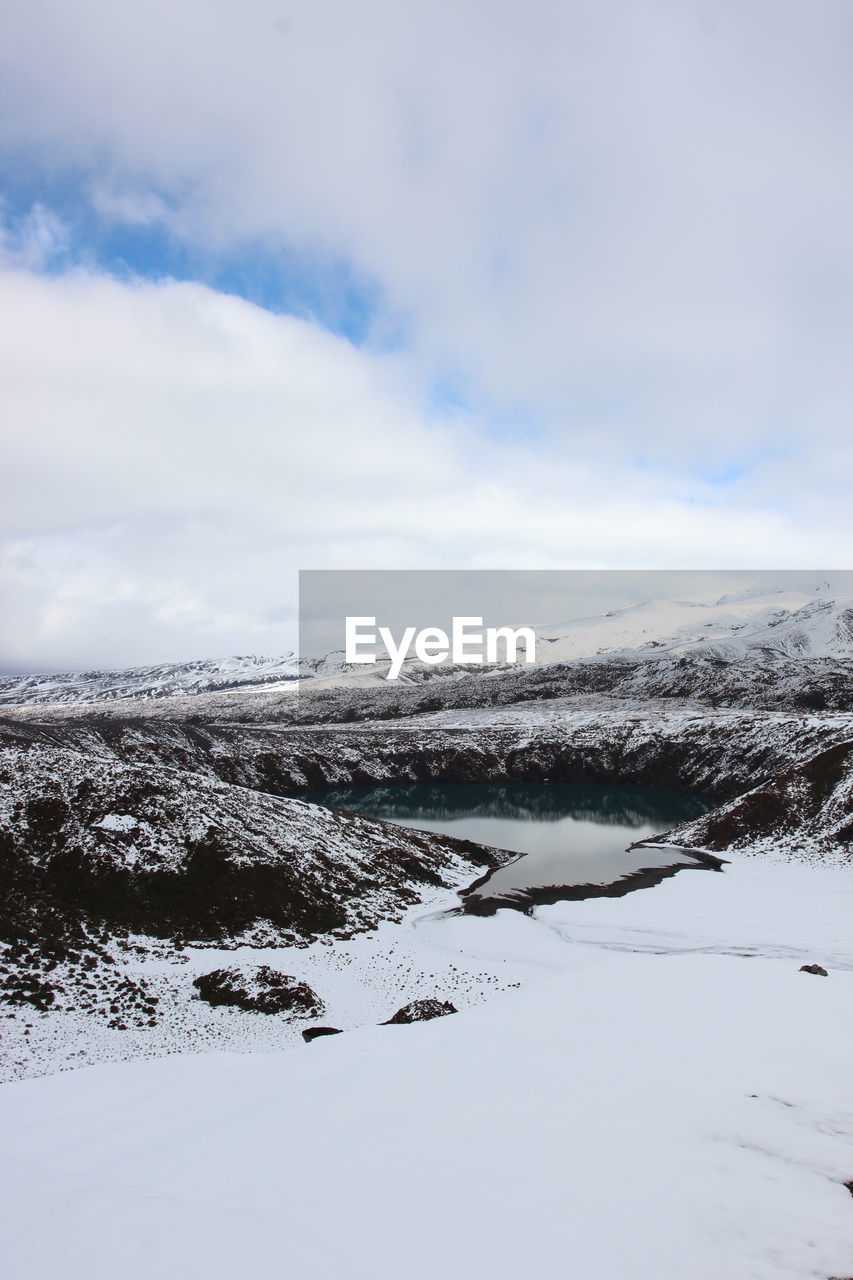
[2,859,853,1280]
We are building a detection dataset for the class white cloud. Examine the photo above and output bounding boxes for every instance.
[89,183,171,228]
[0,264,848,670]
[0,2,852,666]
[0,201,68,270]
[1,1,851,456]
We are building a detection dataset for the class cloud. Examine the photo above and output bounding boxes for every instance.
[2,2,851,451]
[89,183,172,228]
[0,263,848,670]
[0,2,852,666]
[0,201,69,270]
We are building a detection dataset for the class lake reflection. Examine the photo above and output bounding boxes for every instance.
[300,781,720,912]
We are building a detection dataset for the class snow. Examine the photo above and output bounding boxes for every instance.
[2,854,852,1279]
[538,851,853,967]
[0,653,299,705]
[305,581,853,686]
[93,812,139,832]
[532,584,853,663]
[2,589,852,1276]
[2,582,852,706]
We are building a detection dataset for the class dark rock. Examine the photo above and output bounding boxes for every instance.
[193,966,323,1016]
[302,1025,343,1043]
[0,741,504,950]
[799,963,828,977]
[664,739,853,855]
[382,998,457,1025]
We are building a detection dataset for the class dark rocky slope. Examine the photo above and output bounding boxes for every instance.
[663,739,853,858]
[3,696,849,808]
[0,744,503,948]
[0,743,505,1024]
[3,652,851,726]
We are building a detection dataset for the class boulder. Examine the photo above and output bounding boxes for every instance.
[193,966,323,1015]
[382,998,457,1025]
[302,1026,343,1043]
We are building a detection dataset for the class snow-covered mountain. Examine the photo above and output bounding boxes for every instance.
[533,583,853,663]
[3,585,852,705]
[305,582,853,689]
[0,653,299,705]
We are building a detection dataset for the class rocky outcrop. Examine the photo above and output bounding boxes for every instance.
[382,998,457,1024]
[3,695,850,810]
[193,966,322,1016]
[302,1026,343,1043]
[0,744,505,956]
[662,741,853,859]
[6,651,850,720]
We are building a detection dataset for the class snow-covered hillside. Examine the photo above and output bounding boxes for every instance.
[304,580,853,688]
[3,582,852,705]
[663,738,853,856]
[0,738,508,1078]
[534,582,853,662]
[0,653,299,705]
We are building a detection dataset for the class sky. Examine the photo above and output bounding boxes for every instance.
[1,0,852,671]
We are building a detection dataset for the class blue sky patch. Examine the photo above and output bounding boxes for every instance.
[0,165,384,346]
